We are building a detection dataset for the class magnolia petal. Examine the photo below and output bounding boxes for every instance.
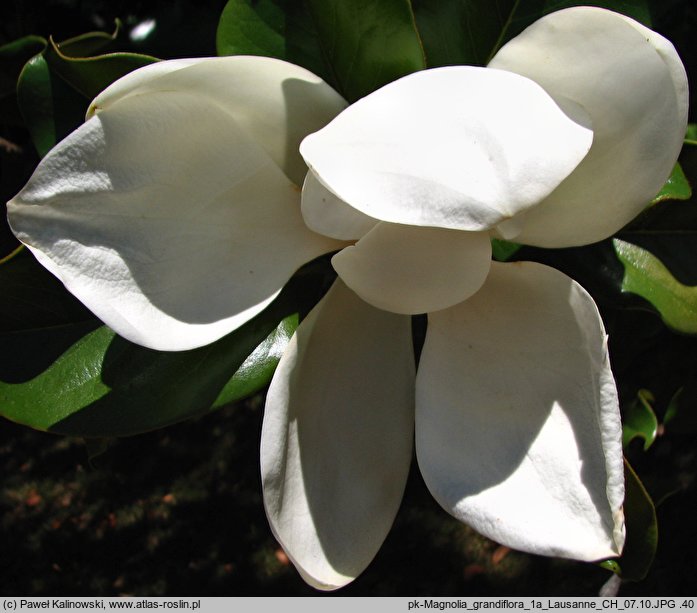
[261,280,415,590]
[617,16,689,127]
[301,171,378,240]
[86,58,204,115]
[489,7,688,247]
[300,66,592,231]
[88,55,346,187]
[332,223,492,314]
[416,261,625,560]
[8,90,341,351]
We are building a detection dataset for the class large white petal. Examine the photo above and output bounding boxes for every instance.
[261,280,415,590]
[301,171,378,240]
[416,261,625,560]
[89,55,347,186]
[300,66,592,231]
[332,223,492,314]
[489,7,688,247]
[8,90,341,351]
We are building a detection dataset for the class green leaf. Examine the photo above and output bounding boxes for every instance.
[622,389,658,450]
[222,0,650,99]
[620,196,697,287]
[15,26,158,157]
[617,459,658,581]
[216,0,332,86]
[411,0,518,67]
[491,238,521,262]
[212,314,298,407]
[599,559,622,574]
[651,163,692,205]
[53,22,124,58]
[45,36,159,101]
[0,308,298,438]
[16,53,87,157]
[614,238,697,334]
[217,0,429,100]
[0,250,333,437]
[0,36,47,125]
[411,0,651,72]
[0,315,295,438]
[0,36,46,75]
[305,0,426,101]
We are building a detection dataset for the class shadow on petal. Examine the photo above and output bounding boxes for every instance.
[261,281,415,589]
[9,90,341,350]
[416,261,623,560]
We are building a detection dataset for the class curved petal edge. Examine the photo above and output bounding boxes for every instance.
[301,66,592,232]
[261,280,415,589]
[416,261,625,560]
[8,90,341,351]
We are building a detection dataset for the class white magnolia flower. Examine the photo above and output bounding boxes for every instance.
[8,56,348,350]
[7,7,687,590]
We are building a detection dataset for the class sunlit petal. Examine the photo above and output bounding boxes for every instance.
[8,90,341,351]
[90,55,347,186]
[300,66,592,231]
[489,7,688,247]
[332,223,492,314]
[261,280,415,589]
[416,262,625,560]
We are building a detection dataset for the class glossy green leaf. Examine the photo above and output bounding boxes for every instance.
[0,315,295,438]
[622,389,658,450]
[617,459,658,581]
[599,559,622,574]
[651,163,692,205]
[514,167,695,311]
[0,36,46,74]
[54,22,124,58]
[220,0,651,100]
[216,0,332,86]
[45,37,159,101]
[16,53,87,157]
[212,314,298,407]
[620,196,697,287]
[305,0,426,101]
[0,249,333,437]
[614,238,697,334]
[0,36,47,124]
[412,0,651,75]
[411,0,517,67]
